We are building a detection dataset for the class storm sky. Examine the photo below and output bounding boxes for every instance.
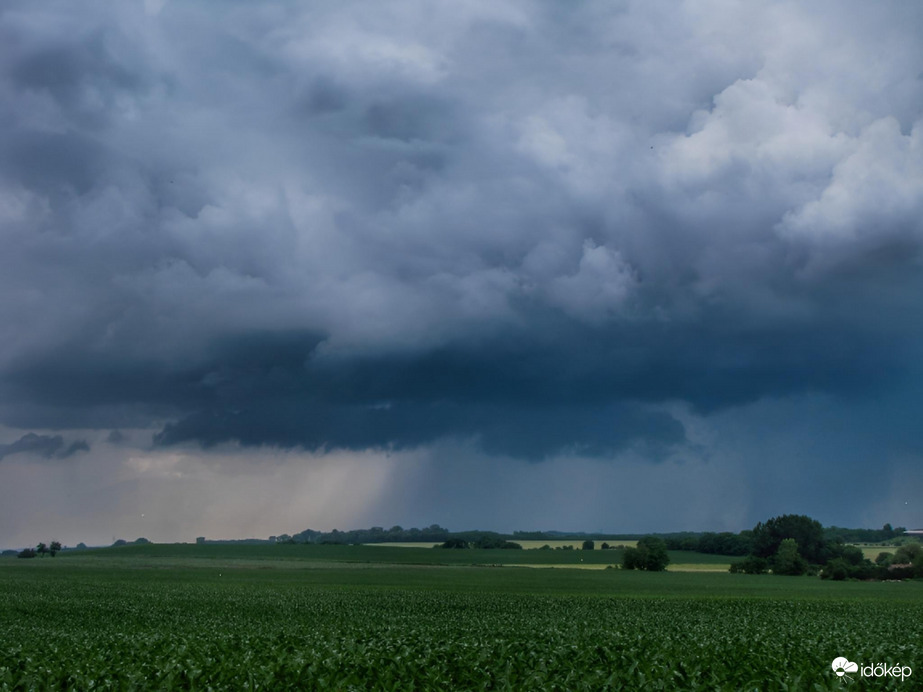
[2,0,923,547]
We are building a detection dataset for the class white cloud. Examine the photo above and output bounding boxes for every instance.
[778,117,923,248]
[548,241,636,324]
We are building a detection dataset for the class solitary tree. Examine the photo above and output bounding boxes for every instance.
[639,536,670,571]
[36,542,48,558]
[582,540,595,551]
[621,537,670,571]
[49,541,62,557]
[752,515,826,564]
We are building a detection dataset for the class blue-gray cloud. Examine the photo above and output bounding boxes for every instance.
[1,0,922,466]
[0,433,89,461]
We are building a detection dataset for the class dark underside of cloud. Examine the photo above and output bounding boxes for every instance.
[0,432,89,461]
[1,1,923,461]
[3,308,913,459]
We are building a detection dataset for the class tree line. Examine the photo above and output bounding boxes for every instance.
[17,541,62,558]
[727,514,922,580]
[274,522,907,553]
[285,524,451,545]
[659,522,905,557]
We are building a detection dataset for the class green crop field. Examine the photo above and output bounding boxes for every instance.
[1,545,921,690]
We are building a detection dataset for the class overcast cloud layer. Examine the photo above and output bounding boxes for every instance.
[2,0,923,546]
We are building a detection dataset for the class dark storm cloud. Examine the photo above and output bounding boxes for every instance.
[3,131,108,197]
[2,1,923,461]
[0,432,89,461]
[9,31,142,130]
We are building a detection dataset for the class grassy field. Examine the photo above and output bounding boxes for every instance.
[78,541,731,567]
[2,544,921,689]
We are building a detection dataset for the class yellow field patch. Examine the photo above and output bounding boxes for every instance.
[667,563,731,572]
[504,540,636,550]
[363,542,441,548]
[501,563,615,570]
[860,547,895,560]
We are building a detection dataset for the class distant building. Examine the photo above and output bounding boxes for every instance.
[905,529,923,536]
[196,536,205,544]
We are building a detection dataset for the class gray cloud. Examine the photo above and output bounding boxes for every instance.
[0,432,89,461]
[1,1,922,473]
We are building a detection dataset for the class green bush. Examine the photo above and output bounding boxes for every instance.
[621,537,669,571]
[820,559,849,581]
[728,556,768,575]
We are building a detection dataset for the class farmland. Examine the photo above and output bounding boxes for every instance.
[2,545,921,690]
[366,539,640,551]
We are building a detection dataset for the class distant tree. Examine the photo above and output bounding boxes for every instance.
[582,540,595,551]
[893,543,922,565]
[18,549,36,559]
[771,538,807,576]
[621,547,643,570]
[914,552,923,578]
[621,537,669,571]
[49,541,62,557]
[472,536,522,549]
[638,536,669,571]
[36,542,48,557]
[681,536,700,551]
[439,538,469,549]
[752,515,826,564]
[820,558,850,581]
[824,523,906,544]
[424,525,450,541]
[600,542,610,550]
[728,556,769,575]
[838,544,864,566]
[697,532,751,556]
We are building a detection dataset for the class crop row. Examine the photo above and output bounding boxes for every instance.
[2,574,921,690]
